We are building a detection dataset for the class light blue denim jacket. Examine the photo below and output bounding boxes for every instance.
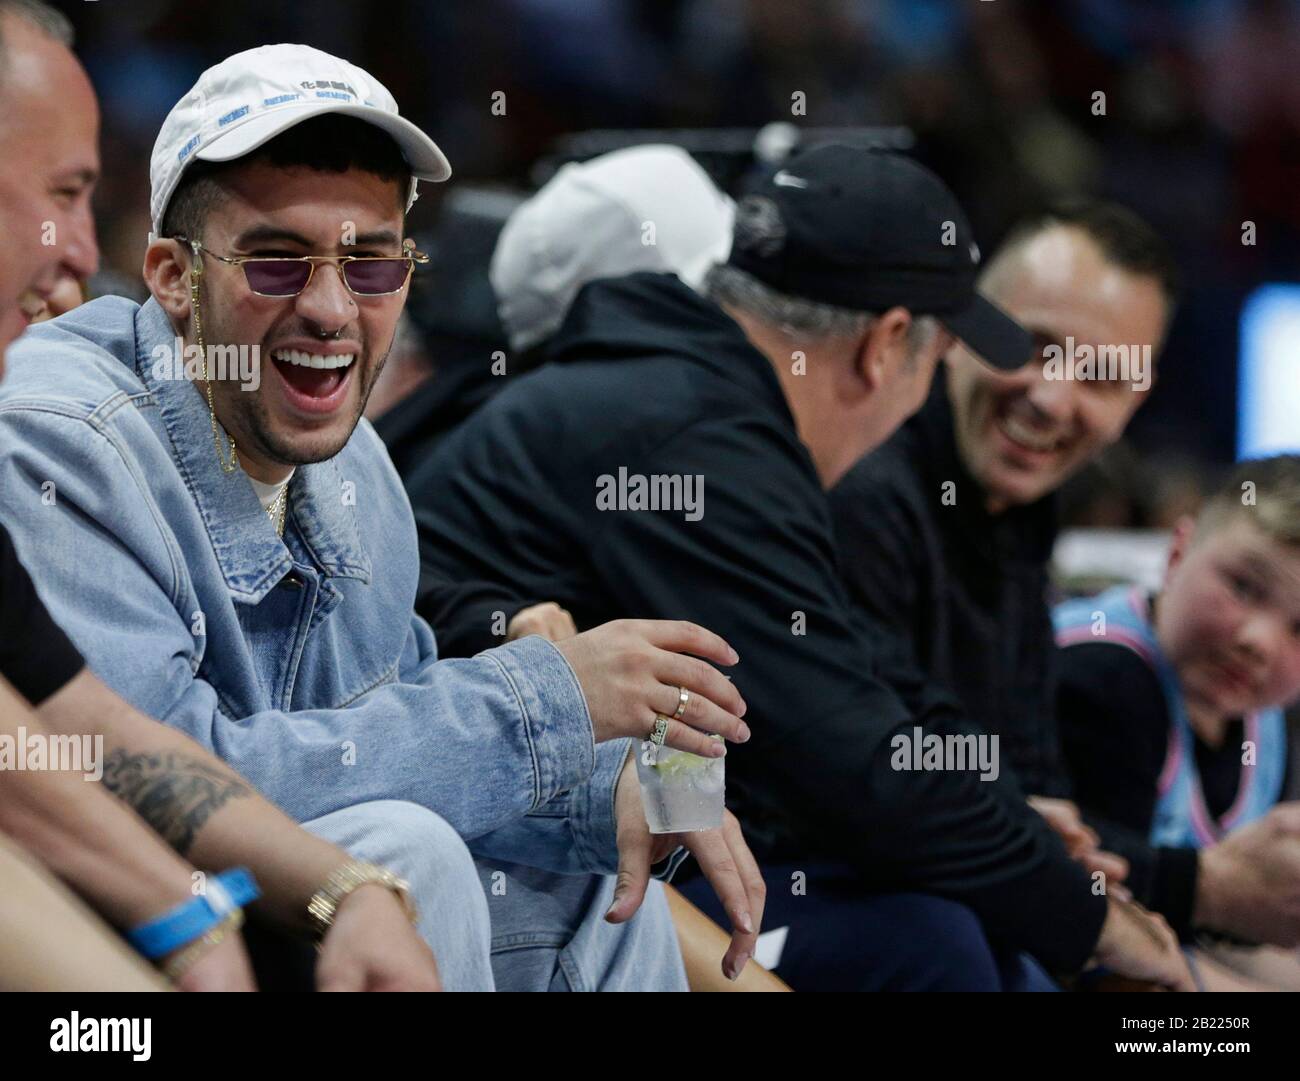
[0,296,631,875]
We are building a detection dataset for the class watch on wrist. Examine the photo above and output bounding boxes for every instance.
[306,860,417,942]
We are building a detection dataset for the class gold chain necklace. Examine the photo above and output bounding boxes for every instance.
[189,255,289,537]
[266,482,289,537]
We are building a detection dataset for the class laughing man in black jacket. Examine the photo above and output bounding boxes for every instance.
[830,202,1300,959]
[406,147,1194,990]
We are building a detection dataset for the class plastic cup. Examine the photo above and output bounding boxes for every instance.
[635,735,725,834]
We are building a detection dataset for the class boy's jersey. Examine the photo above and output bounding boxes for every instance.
[1054,585,1286,848]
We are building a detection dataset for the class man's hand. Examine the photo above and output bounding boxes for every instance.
[315,885,442,991]
[1028,795,1129,885]
[555,620,749,756]
[168,931,257,991]
[507,602,577,643]
[1195,803,1300,945]
[604,754,764,981]
[1093,896,1196,991]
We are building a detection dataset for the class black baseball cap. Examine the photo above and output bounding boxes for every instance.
[727,144,1032,370]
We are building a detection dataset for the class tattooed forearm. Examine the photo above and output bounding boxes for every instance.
[100,750,251,855]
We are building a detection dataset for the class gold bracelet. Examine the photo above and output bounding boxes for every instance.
[306,860,417,943]
[161,908,244,984]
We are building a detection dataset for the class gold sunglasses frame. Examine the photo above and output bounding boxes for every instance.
[176,236,429,298]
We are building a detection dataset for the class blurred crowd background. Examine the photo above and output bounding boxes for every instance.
[59,0,1300,531]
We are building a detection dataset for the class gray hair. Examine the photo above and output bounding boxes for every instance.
[703,262,939,351]
[0,0,74,82]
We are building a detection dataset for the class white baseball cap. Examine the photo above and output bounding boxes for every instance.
[491,144,734,353]
[149,43,451,237]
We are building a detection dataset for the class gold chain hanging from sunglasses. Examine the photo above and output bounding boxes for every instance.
[190,261,239,474]
[187,246,289,536]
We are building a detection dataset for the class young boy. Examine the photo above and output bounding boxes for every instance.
[1055,454,1300,987]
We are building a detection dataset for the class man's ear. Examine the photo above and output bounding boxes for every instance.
[854,306,912,393]
[142,239,194,324]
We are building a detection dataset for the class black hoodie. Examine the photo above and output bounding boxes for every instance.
[832,371,1067,796]
[831,373,1203,934]
[405,271,1108,971]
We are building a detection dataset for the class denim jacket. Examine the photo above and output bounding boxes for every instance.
[0,296,629,875]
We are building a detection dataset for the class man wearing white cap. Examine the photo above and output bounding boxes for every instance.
[0,43,764,990]
[0,1,453,993]
[0,5,462,991]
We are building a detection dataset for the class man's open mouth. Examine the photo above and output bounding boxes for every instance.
[270,348,356,412]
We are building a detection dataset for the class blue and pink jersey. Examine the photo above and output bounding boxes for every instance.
[1053,585,1286,849]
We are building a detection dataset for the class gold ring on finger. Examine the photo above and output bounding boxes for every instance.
[672,686,689,721]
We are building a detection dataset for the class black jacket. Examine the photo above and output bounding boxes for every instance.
[406,272,1107,970]
[374,347,502,480]
[1058,640,1239,935]
[830,373,1066,795]
[830,376,1201,933]
[376,341,543,656]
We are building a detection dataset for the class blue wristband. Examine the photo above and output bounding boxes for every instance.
[127,868,260,960]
